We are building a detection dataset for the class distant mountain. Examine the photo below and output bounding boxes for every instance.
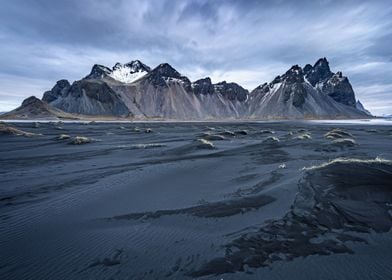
[11,58,371,120]
[0,96,78,120]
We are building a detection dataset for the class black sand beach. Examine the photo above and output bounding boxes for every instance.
[1,120,392,279]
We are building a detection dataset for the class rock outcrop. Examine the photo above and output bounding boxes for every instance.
[42,79,130,116]
[1,96,77,120]
[304,58,356,107]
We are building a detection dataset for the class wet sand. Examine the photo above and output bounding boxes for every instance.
[0,120,391,279]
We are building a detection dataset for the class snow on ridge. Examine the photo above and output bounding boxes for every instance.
[109,64,148,84]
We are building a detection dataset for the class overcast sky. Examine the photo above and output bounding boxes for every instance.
[1,0,391,115]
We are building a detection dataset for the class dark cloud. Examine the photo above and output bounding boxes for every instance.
[0,0,391,114]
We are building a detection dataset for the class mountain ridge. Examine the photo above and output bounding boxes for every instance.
[3,58,372,120]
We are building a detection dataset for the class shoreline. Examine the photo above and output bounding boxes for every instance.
[0,117,389,125]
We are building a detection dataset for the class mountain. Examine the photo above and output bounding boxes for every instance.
[303,58,356,107]
[83,60,150,82]
[42,79,71,103]
[13,57,371,120]
[42,78,130,116]
[0,96,78,120]
[110,61,150,83]
[355,100,371,115]
[247,63,367,119]
[113,63,202,119]
[192,78,248,118]
[82,62,249,119]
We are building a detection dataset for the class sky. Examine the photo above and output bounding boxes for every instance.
[0,0,391,115]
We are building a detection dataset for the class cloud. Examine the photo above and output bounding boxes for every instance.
[0,0,391,114]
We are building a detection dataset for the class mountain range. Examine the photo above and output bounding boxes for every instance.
[2,58,371,120]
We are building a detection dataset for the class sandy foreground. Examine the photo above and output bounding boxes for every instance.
[0,121,391,279]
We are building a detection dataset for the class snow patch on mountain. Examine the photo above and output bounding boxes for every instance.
[109,64,148,84]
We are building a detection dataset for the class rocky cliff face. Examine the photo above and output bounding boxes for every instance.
[320,72,356,107]
[42,79,71,103]
[304,58,356,107]
[43,79,130,116]
[193,78,248,118]
[36,58,369,119]
[246,58,368,119]
[304,58,333,86]
[99,63,249,119]
[192,77,215,95]
[114,63,201,119]
[84,64,113,80]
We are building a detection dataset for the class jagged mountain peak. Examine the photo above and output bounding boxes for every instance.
[109,60,150,83]
[289,64,302,71]
[22,96,43,107]
[313,57,332,76]
[192,77,214,95]
[215,81,244,87]
[193,77,212,84]
[215,80,227,86]
[54,79,71,89]
[256,82,269,88]
[113,62,122,69]
[85,64,112,80]
[335,71,343,78]
[328,71,347,84]
[247,57,368,118]
[152,63,182,78]
[303,64,313,74]
[127,59,150,69]
[142,63,193,89]
[314,57,329,67]
[283,65,305,83]
[113,60,151,72]
[84,60,151,83]
[271,75,282,85]
[192,78,249,101]
[213,81,248,102]
[322,72,356,107]
[251,82,271,95]
[42,79,71,103]
[252,64,307,98]
[305,57,333,86]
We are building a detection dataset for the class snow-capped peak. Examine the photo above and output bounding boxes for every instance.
[109,60,151,84]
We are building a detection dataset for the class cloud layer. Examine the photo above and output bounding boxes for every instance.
[0,0,391,115]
